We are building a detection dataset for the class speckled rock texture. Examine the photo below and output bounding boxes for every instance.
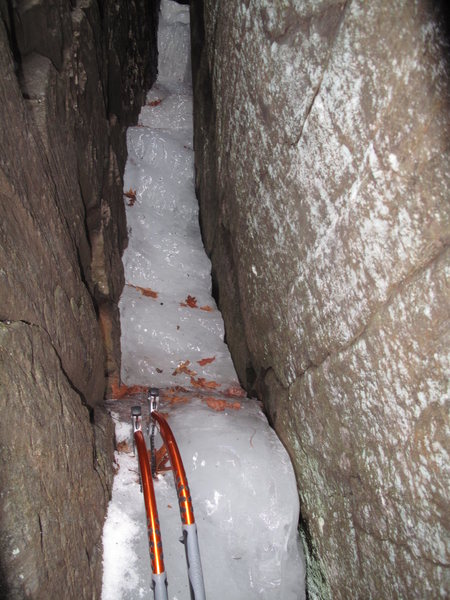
[191,0,450,598]
[0,1,159,597]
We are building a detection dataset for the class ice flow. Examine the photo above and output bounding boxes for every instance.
[101,1,306,599]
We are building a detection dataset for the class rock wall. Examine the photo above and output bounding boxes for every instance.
[0,0,159,597]
[190,1,449,598]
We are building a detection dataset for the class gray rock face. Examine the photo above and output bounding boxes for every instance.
[191,0,450,597]
[0,1,159,597]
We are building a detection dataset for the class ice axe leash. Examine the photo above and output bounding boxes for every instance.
[131,388,206,600]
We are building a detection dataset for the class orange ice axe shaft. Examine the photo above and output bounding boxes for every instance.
[134,428,168,599]
[151,410,206,600]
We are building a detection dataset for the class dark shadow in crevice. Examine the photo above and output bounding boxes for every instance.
[246,363,257,392]
[1,0,21,75]
[0,559,10,600]
[299,511,330,600]
[436,0,450,43]
[210,267,220,307]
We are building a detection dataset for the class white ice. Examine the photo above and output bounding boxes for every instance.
[102,1,306,598]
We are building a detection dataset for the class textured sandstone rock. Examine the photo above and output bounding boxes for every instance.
[0,322,114,599]
[0,39,104,404]
[191,0,449,597]
[4,0,159,381]
[0,1,159,596]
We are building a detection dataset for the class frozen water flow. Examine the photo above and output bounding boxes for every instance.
[102,1,306,598]
[103,401,305,600]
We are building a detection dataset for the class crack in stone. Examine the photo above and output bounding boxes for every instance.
[351,517,450,568]
[1,317,111,489]
[286,242,449,390]
[290,0,350,149]
[1,317,90,406]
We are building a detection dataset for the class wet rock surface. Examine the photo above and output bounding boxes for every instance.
[0,1,159,597]
[191,0,450,597]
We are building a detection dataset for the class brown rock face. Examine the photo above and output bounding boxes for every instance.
[0,323,115,599]
[191,0,449,598]
[0,1,159,597]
